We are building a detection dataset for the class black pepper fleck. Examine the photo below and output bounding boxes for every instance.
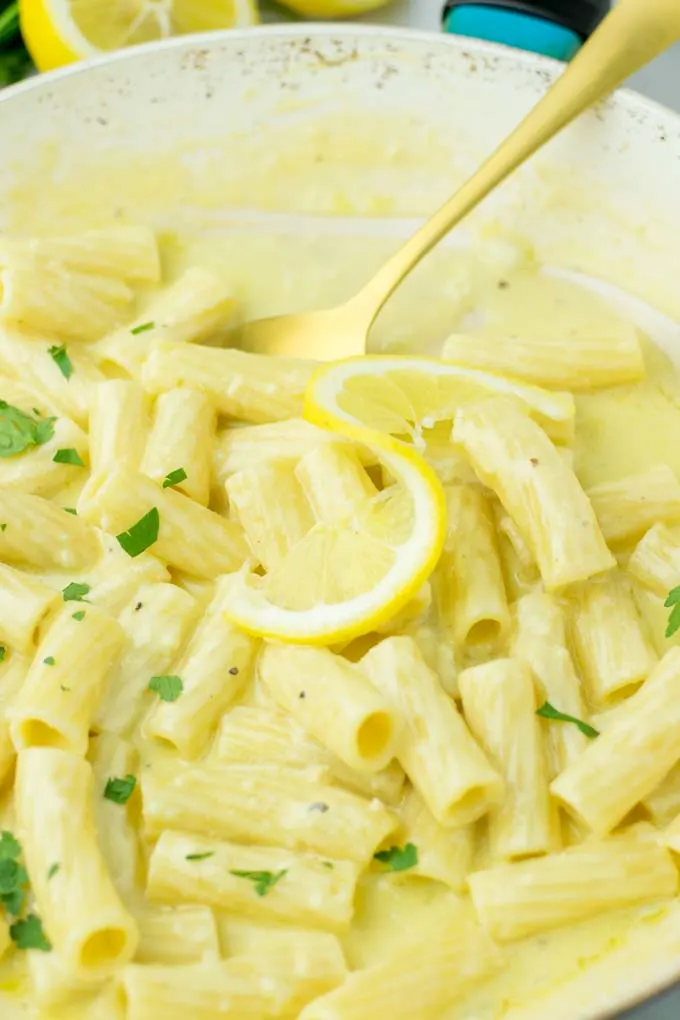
[299,691,306,700]
[309,802,329,814]
[135,602,143,612]
[228,667,239,676]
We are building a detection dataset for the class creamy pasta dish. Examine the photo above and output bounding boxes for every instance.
[1,224,680,1020]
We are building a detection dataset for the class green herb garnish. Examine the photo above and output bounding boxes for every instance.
[149,675,183,703]
[63,507,77,516]
[130,322,155,336]
[104,775,136,805]
[43,657,55,666]
[47,345,73,380]
[116,507,159,558]
[665,586,680,638]
[10,915,51,952]
[374,843,419,872]
[62,582,90,602]
[162,467,187,489]
[230,869,287,897]
[0,523,6,531]
[186,852,215,862]
[0,647,5,663]
[0,832,27,916]
[0,401,55,459]
[72,610,86,621]
[47,864,60,881]
[53,448,85,467]
[536,701,600,739]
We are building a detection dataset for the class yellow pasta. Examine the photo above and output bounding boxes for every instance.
[134,906,220,966]
[587,466,680,547]
[0,487,100,569]
[89,380,150,477]
[0,563,60,653]
[627,523,680,596]
[3,225,161,281]
[399,786,474,891]
[142,388,216,506]
[89,732,142,900]
[296,442,378,525]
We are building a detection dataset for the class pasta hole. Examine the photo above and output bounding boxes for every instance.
[443,786,486,824]
[465,619,501,648]
[17,720,68,750]
[357,712,392,760]
[80,928,128,970]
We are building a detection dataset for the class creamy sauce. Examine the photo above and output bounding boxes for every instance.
[1,229,680,1017]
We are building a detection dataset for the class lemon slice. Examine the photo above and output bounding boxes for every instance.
[274,0,392,16]
[20,0,259,72]
[304,355,576,449]
[222,436,446,646]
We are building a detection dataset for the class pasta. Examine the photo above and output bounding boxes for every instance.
[141,388,216,506]
[587,466,680,547]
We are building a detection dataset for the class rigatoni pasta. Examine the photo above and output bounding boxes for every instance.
[141,388,215,506]
[587,466,680,547]
[88,380,150,477]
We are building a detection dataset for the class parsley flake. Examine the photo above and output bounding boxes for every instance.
[536,702,599,739]
[53,448,85,467]
[162,467,187,489]
[0,523,6,531]
[116,507,159,558]
[0,401,56,459]
[47,864,60,881]
[186,852,215,862]
[230,869,288,897]
[43,657,55,666]
[374,843,419,873]
[62,582,90,602]
[0,834,28,916]
[104,775,136,805]
[10,915,51,952]
[63,507,77,516]
[72,610,86,622]
[48,345,74,380]
[0,647,5,663]
[149,675,183,703]
[665,586,680,638]
[130,321,155,335]
[0,832,21,861]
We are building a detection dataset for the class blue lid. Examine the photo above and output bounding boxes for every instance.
[443,0,610,39]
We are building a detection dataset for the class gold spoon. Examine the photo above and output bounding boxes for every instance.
[236,0,680,360]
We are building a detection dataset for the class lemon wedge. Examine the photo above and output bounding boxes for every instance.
[275,0,392,16]
[20,0,259,72]
[222,434,446,646]
[304,355,576,449]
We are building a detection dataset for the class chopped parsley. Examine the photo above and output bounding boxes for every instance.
[321,862,334,870]
[62,582,90,603]
[536,701,599,739]
[374,843,419,873]
[48,345,74,380]
[0,832,28,916]
[149,675,183,703]
[186,852,215,862]
[104,775,137,805]
[47,864,60,881]
[0,647,5,663]
[10,914,51,952]
[116,507,159,558]
[0,523,6,531]
[665,586,680,638]
[53,448,85,467]
[63,507,77,516]
[130,321,155,335]
[162,467,187,489]
[230,869,287,897]
[43,657,55,666]
[72,610,86,622]
[0,401,55,459]
[0,832,21,861]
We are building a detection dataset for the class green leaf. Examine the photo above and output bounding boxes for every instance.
[665,586,680,608]
[47,344,74,380]
[162,467,187,489]
[10,915,51,952]
[149,675,183,703]
[130,321,155,335]
[72,610,86,622]
[0,523,6,530]
[229,869,288,897]
[0,832,21,861]
[53,448,85,467]
[374,843,419,872]
[104,775,136,805]
[116,507,160,558]
[2,887,25,917]
[62,582,90,602]
[667,601,680,639]
[47,864,60,881]
[63,507,77,516]
[186,852,215,862]
[536,701,600,739]
[0,401,55,459]
[0,858,25,895]
[43,657,55,666]
[0,647,5,663]
[0,2,20,47]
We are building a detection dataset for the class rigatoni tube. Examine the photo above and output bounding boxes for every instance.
[361,637,503,827]
[226,460,314,571]
[469,833,678,942]
[134,906,220,965]
[144,579,258,759]
[9,604,124,756]
[628,523,680,596]
[551,648,680,834]
[439,484,509,654]
[399,786,474,891]
[89,732,142,900]
[0,564,60,654]
[143,338,315,423]
[88,379,150,477]
[15,748,139,979]
[459,658,555,861]
[148,830,359,930]
[298,903,503,1020]
[142,388,216,506]
[0,487,100,570]
[258,644,399,774]
[296,443,377,526]
[78,466,248,579]
[452,397,614,590]
[141,763,398,863]
[569,570,657,706]
[587,466,680,547]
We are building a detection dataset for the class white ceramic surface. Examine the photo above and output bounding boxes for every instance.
[2,23,680,1020]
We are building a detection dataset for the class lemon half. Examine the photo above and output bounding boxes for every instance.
[20,0,259,72]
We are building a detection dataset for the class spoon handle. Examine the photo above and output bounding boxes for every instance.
[354,0,680,325]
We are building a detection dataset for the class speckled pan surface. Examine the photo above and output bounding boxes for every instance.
[2,23,680,1020]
